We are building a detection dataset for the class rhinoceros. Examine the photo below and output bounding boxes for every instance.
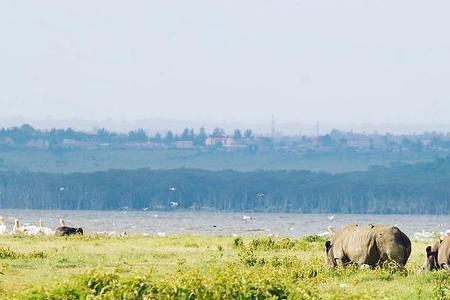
[424,236,450,271]
[325,224,411,267]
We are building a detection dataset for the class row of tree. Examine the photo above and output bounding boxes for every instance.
[0,158,449,214]
[0,124,254,145]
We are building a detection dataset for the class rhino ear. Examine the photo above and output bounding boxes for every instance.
[426,246,432,255]
[325,241,332,252]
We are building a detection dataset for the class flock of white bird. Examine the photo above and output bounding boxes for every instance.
[1,213,449,240]
[0,217,56,236]
[413,229,450,241]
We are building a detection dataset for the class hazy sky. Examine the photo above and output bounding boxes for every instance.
[1,1,450,125]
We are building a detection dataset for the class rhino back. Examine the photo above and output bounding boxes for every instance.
[332,226,379,265]
[375,226,411,265]
[437,237,450,267]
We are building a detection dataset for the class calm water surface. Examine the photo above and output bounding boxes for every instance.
[0,209,449,237]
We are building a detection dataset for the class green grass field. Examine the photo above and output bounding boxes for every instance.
[0,235,448,299]
[0,148,439,173]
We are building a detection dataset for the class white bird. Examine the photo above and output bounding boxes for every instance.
[414,230,434,241]
[157,232,166,237]
[11,219,26,235]
[143,207,149,211]
[59,187,65,191]
[327,225,336,235]
[328,215,335,220]
[38,219,55,235]
[96,231,116,237]
[23,223,41,235]
[169,187,176,192]
[0,217,8,235]
[317,230,331,238]
[170,201,179,208]
[242,215,252,222]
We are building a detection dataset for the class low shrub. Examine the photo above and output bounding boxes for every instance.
[0,247,47,260]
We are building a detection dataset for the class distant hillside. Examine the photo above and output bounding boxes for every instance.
[0,157,449,214]
[0,124,449,173]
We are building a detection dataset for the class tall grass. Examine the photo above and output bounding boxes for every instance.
[0,235,447,299]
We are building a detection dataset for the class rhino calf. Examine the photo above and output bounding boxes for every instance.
[325,224,411,268]
[424,236,450,271]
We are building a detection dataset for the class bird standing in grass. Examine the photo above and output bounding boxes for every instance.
[11,219,26,235]
[38,219,55,235]
[0,217,8,235]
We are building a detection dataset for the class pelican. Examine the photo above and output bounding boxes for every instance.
[23,222,41,235]
[413,230,434,241]
[327,225,336,235]
[0,217,8,235]
[39,219,55,235]
[317,230,331,238]
[11,219,26,235]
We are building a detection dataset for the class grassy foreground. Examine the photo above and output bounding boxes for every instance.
[0,235,448,299]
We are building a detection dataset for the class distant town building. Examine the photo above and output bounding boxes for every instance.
[346,137,371,149]
[174,141,195,149]
[61,139,98,149]
[25,139,49,150]
[205,136,235,147]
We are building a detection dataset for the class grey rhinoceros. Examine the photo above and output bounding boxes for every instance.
[424,236,450,271]
[325,224,411,268]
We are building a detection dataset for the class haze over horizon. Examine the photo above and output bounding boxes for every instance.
[2,115,450,136]
[1,1,450,129]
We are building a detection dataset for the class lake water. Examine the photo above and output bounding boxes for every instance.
[0,209,449,237]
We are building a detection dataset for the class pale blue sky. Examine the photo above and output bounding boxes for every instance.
[1,1,449,125]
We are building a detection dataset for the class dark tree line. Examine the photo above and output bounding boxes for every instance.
[0,158,449,214]
[0,124,253,146]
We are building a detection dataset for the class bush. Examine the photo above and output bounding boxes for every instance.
[0,247,47,259]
